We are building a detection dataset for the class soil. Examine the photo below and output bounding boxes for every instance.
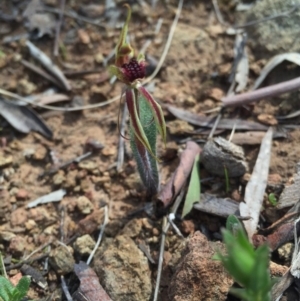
[0,0,300,300]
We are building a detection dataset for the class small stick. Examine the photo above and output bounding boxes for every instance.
[212,0,226,26]
[61,275,73,301]
[153,189,185,301]
[40,7,106,29]
[54,0,66,57]
[6,253,49,271]
[23,240,53,261]
[86,206,109,265]
[222,75,300,107]
[117,103,128,172]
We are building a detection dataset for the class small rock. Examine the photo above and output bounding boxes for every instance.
[208,87,224,101]
[64,170,78,188]
[0,155,13,167]
[49,245,75,275]
[9,187,19,197]
[76,196,94,215]
[203,99,215,110]
[33,145,47,161]
[0,231,16,242]
[102,146,116,156]
[17,79,37,95]
[94,52,104,64]
[257,114,278,126]
[278,242,294,263]
[169,231,233,301]
[25,219,37,231]
[52,171,66,186]
[167,120,194,135]
[78,208,105,234]
[181,220,195,235]
[268,173,282,185]
[74,234,95,256]
[10,208,28,227]
[9,236,26,255]
[270,261,289,277]
[78,160,98,171]
[94,235,152,301]
[120,219,143,238]
[16,189,29,200]
[78,29,90,44]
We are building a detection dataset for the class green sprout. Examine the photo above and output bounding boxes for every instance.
[216,215,274,301]
[110,5,166,194]
[0,276,30,301]
[268,193,277,206]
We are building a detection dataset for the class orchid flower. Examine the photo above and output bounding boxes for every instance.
[109,5,166,160]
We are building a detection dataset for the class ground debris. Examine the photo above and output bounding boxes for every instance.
[168,231,233,301]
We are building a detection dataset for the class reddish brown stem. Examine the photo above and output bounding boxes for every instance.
[222,76,300,107]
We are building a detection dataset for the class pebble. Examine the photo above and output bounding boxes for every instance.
[49,245,75,275]
[78,160,98,171]
[76,196,94,215]
[0,155,13,167]
[16,189,29,200]
[74,234,95,256]
[52,171,66,186]
[9,236,26,255]
[10,208,28,227]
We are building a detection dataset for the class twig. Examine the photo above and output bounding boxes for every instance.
[0,252,7,278]
[86,206,109,265]
[61,275,73,301]
[153,189,185,301]
[60,206,66,242]
[222,75,300,107]
[208,110,222,138]
[117,103,128,172]
[40,7,106,29]
[54,0,66,57]
[6,253,49,271]
[23,240,53,261]
[143,0,184,84]
[211,0,226,26]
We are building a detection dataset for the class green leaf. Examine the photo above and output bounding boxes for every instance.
[181,154,201,218]
[0,277,14,301]
[268,193,277,206]
[15,276,30,300]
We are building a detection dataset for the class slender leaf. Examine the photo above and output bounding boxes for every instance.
[182,154,200,218]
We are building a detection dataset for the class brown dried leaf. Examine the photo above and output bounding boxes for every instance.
[168,106,268,131]
[157,141,201,207]
[73,261,112,301]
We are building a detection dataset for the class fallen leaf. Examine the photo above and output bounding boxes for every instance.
[182,154,201,218]
[253,53,300,90]
[157,141,201,208]
[27,189,66,208]
[168,106,268,131]
[0,98,52,139]
[73,261,112,301]
[240,127,273,240]
[194,194,240,218]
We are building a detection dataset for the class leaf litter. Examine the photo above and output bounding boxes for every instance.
[1,0,300,300]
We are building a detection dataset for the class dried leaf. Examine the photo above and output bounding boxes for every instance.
[27,189,66,208]
[157,141,201,208]
[73,261,112,301]
[194,193,240,218]
[240,127,273,240]
[182,154,200,218]
[277,163,300,209]
[229,131,286,145]
[253,53,300,90]
[0,98,52,138]
[168,106,268,131]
